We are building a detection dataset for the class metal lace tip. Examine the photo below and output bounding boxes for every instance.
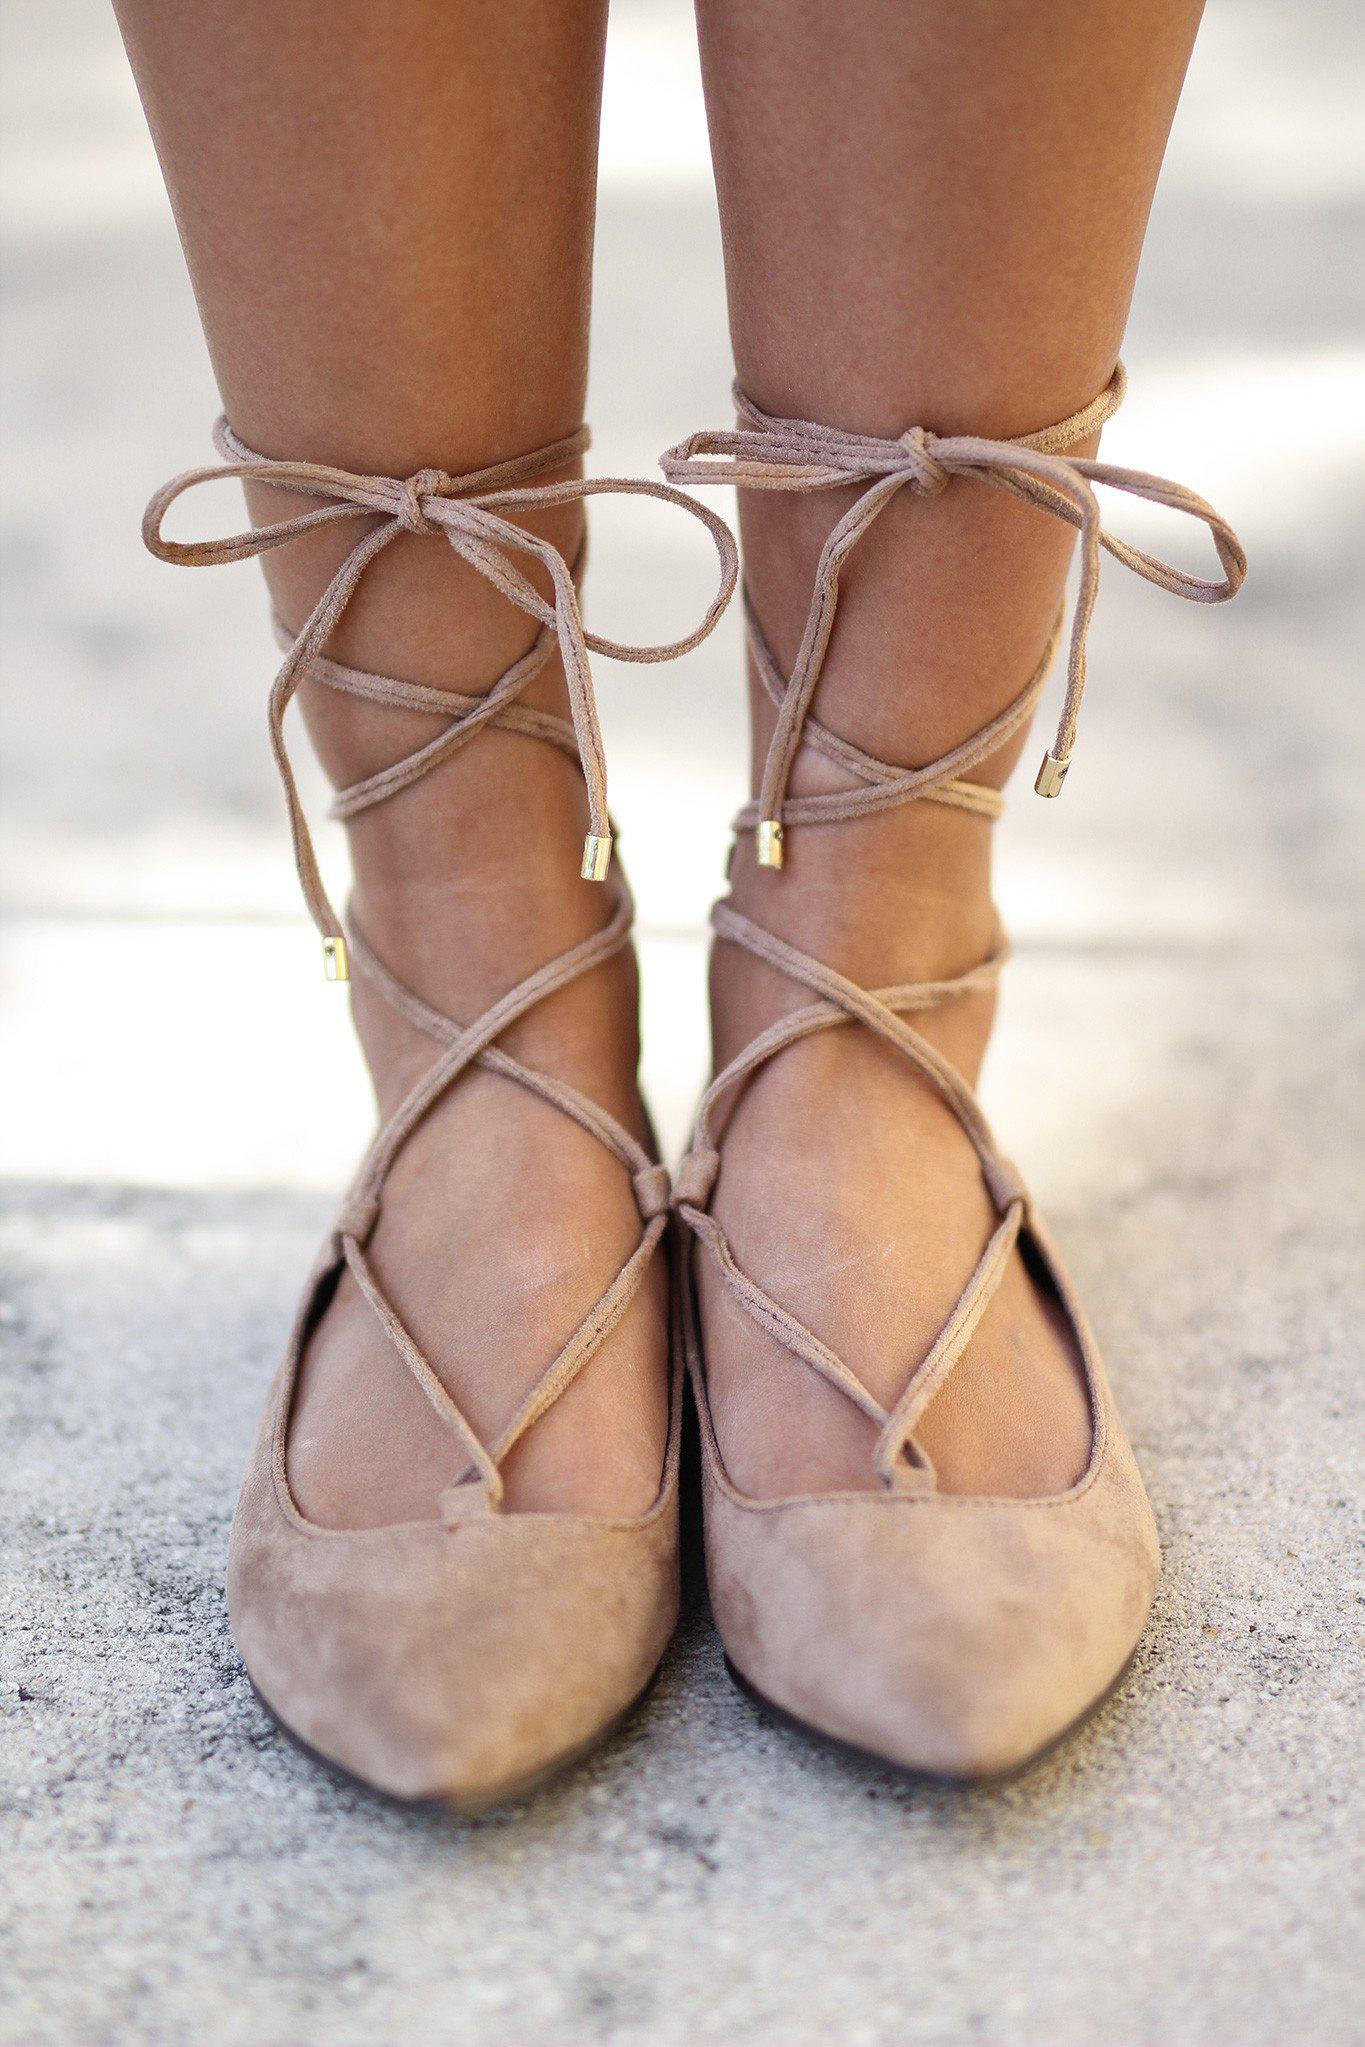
[756,818,785,868]
[580,832,612,882]
[1034,751,1071,799]
[321,935,350,982]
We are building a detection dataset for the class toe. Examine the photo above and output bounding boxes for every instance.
[706,1455,1158,1780]
[229,1505,678,1804]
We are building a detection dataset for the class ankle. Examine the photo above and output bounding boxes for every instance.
[728,783,1000,979]
[714,799,1003,1093]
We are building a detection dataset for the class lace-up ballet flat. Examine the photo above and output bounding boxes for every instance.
[662,365,1245,1781]
[145,421,736,1806]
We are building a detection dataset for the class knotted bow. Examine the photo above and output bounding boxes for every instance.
[661,363,1246,863]
[144,420,739,962]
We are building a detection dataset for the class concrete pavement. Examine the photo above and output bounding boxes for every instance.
[2,1,1362,2041]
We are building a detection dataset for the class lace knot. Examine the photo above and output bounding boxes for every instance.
[632,1162,672,1223]
[673,1145,721,1212]
[395,468,451,535]
[896,426,950,496]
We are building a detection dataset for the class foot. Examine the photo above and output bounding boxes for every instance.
[285,725,671,1531]
[700,788,1092,1501]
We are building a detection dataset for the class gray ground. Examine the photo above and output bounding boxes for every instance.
[2,2,1363,2043]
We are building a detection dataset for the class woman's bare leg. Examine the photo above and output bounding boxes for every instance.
[695,0,1205,1496]
[113,0,670,1522]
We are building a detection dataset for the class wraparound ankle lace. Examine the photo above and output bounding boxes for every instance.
[145,420,738,962]
[662,361,1245,863]
[142,419,736,1517]
[663,367,1246,1494]
[331,887,672,1517]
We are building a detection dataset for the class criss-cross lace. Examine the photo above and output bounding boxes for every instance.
[145,420,738,961]
[143,421,737,1517]
[661,366,1246,1492]
[662,362,1245,861]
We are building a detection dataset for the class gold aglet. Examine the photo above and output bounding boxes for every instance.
[580,832,612,882]
[322,935,350,982]
[1034,751,1071,799]
[756,818,785,869]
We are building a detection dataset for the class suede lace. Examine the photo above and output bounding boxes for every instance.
[144,422,738,1517]
[660,365,1246,1493]
[146,421,738,950]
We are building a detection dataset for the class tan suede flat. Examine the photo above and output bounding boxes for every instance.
[143,420,736,1807]
[662,365,1246,1782]
[228,1257,682,1809]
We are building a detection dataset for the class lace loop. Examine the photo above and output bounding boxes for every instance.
[144,420,739,949]
[661,361,1246,854]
